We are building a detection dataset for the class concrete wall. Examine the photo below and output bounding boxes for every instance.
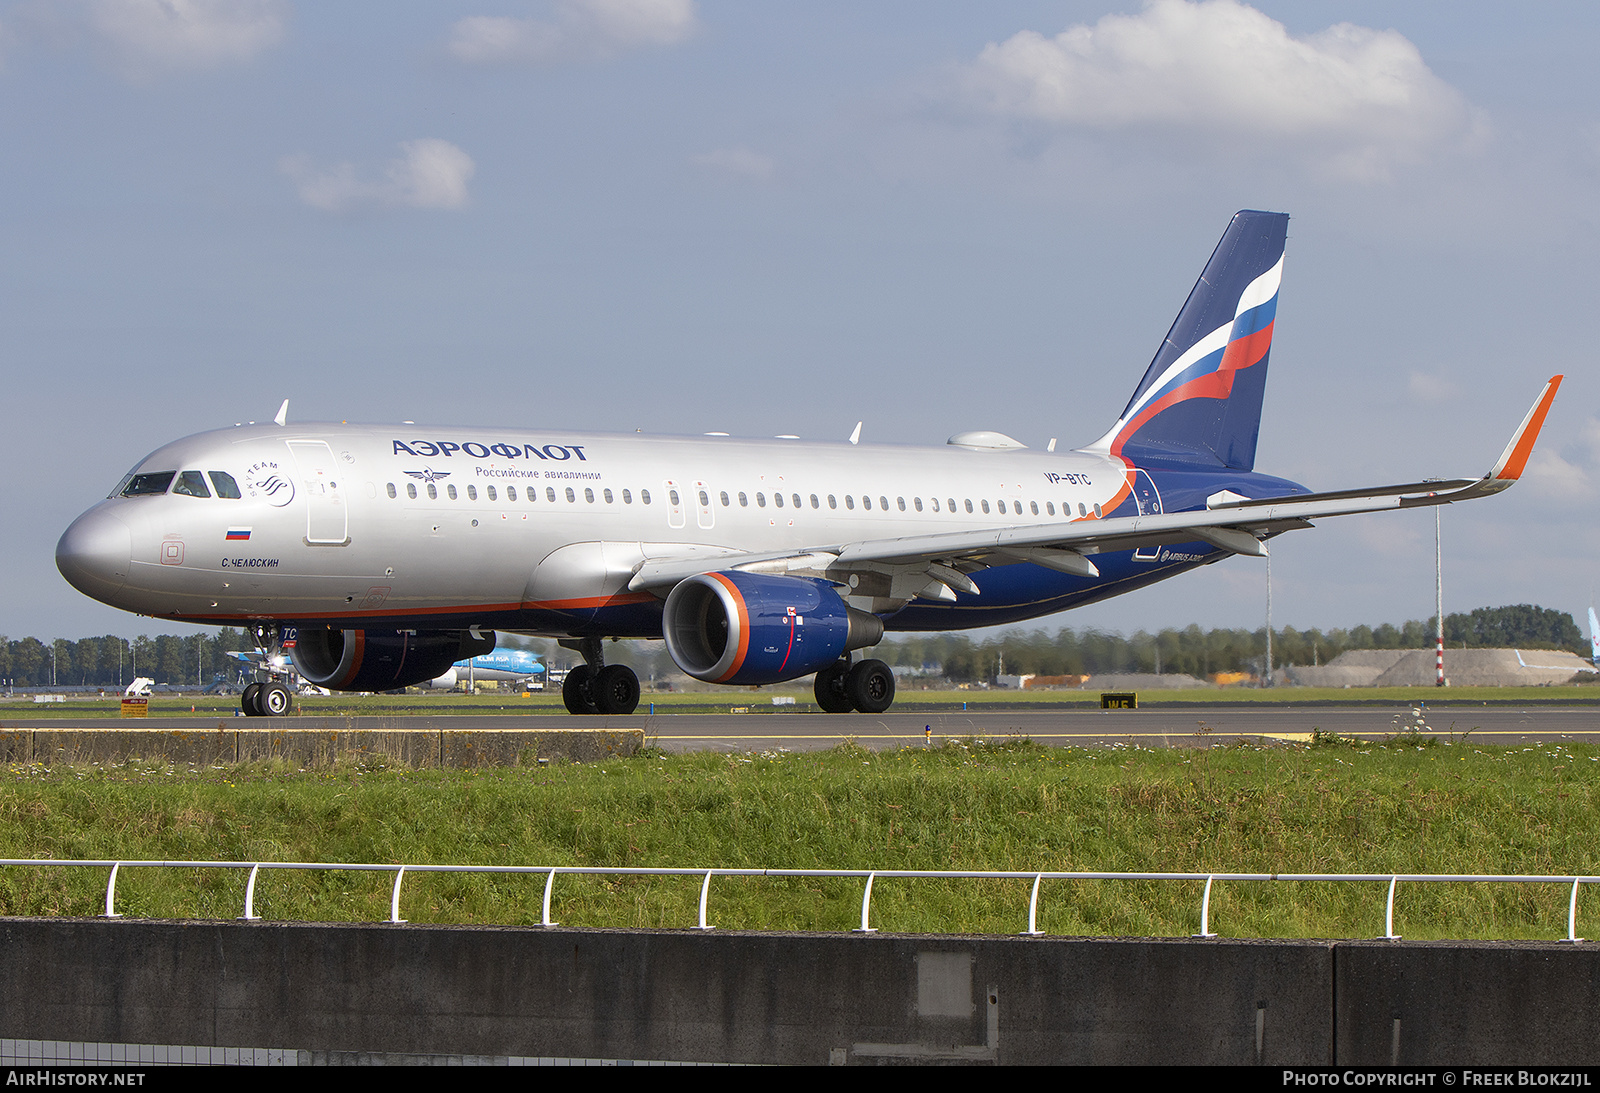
[5,919,1598,1064]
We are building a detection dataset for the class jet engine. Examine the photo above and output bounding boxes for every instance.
[663,572,883,685]
[291,628,496,692]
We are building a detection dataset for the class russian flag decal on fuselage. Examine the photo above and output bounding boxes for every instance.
[226,527,252,541]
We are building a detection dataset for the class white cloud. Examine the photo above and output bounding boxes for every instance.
[1407,371,1459,404]
[281,139,476,213]
[89,0,287,75]
[448,0,695,64]
[1524,450,1591,501]
[692,147,775,182]
[961,0,1478,178]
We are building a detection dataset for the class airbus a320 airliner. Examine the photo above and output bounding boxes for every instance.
[57,212,1561,717]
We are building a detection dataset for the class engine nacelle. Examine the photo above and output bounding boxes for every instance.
[291,628,496,692]
[663,572,883,685]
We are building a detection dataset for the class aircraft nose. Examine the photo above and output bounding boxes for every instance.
[56,509,133,603]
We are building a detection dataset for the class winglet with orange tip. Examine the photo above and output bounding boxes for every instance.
[1488,375,1562,481]
[1426,375,1564,504]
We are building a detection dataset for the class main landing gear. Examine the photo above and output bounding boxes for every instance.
[814,656,895,714]
[559,637,640,715]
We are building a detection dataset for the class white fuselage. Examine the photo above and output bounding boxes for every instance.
[60,423,1144,635]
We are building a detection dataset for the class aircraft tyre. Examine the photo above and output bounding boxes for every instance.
[846,659,895,714]
[260,682,293,717]
[814,661,854,713]
[592,665,640,715]
[563,664,600,714]
[241,683,263,717]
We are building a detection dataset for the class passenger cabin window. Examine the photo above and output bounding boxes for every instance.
[406,483,418,499]
[1078,503,1087,517]
[810,494,820,509]
[792,494,802,508]
[861,496,870,510]
[981,500,990,514]
[547,488,557,502]
[897,497,906,511]
[623,489,632,504]
[845,495,854,510]
[468,485,478,500]
[566,488,576,503]
[670,489,681,506]
[122,471,175,497]
[507,486,517,501]
[386,483,397,499]
[448,485,458,500]
[880,496,889,511]
[173,471,210,498]
[828,495,837,509]
[720,491,730,506]
[773,493,783,508]
[585,488,595,503]
[965,499,973,513]
[739,492,748,507]
[913,498,922,512]
[948,498,956,512]
[641,489,651,504]
[604,489,614,503]
[427,484,438,500]
[1046,502,1054,516]
[699,490,710,507]
[208,471,241,499]
[487,486,497,501]
[756,493,766,508]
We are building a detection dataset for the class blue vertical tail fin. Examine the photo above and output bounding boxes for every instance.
[1090,210,1289,471]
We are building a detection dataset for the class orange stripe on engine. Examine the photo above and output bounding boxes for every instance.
[707,572,751,683]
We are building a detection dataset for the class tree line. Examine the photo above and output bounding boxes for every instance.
[1,605,1583,687]
[870,604,1585,682]
[0,629,253,688]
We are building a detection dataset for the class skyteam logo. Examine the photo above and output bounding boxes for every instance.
[244,461,295,507]
[405,468,451,484]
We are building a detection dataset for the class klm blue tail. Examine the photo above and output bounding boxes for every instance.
[1091,211,1289,471]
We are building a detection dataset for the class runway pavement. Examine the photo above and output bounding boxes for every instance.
[4,705,1598,752]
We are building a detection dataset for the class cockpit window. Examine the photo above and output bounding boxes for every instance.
[208,471,242,499]
[121,471,175,497]
[173,471,211,498]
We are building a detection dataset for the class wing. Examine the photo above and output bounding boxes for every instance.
[628,377,1562,604]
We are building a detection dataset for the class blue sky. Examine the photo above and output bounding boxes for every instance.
[6,1,1599,644]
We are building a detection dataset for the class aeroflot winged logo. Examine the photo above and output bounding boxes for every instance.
[404,468,451,484]
[245,460,295,507]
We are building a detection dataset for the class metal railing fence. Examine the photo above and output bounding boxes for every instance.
[0,859,1594,941]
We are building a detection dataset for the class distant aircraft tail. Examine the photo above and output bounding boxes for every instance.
[1089,210,1289,471]
[1589,607,1599,664]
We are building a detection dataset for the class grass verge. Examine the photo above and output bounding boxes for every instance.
[0,737,1594,940]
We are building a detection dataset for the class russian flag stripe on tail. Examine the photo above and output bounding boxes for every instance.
[1090,211,1290,471]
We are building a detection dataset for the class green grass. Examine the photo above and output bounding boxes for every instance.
[0,737,1596,940]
